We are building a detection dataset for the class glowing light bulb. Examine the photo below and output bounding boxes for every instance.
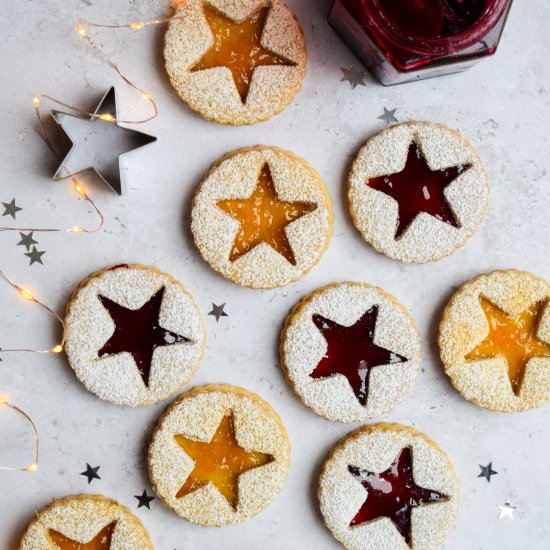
[33,96,40,108]
[0,397,6,404]
[51,344,63,353]
[99,113,114,122]
[142,92,151,101]
[77,22,87,37]
[74,183,85,195]
[20,288,33,300]
[71,226,83,233]
[27,464,38,472]
[131,22,145,30]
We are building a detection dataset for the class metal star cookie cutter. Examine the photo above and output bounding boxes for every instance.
[50,87,157,195]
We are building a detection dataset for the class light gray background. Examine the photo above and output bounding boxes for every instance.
[1,1,549,549]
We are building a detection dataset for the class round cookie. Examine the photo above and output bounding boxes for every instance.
[348,121,489,263]
[280,282,421,422]
[439,269,550,412]
[148,384,291,526]
[191,146,333,289]
[318,423,459,550]
[19,494,153,549]
[164,0,307,125]
[64,264,205,407]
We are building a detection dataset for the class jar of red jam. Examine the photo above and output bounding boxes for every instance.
[328,0,513,85]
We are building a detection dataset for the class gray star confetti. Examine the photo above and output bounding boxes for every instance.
[2,199,22,220]
[17,231,38,251]
[478,462,498,482]
[497,498,517,519]
[24,246,45,266]
[340,65,367,89]
[80,463,101,484]
[209,303,228,322]
[378,107,399,126]
[135,489,155,509]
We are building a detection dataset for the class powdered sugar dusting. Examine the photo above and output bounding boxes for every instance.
[148,384,290,526]
[19,494,153,549]
[318,423,459,550]
[64,264,205,407]
[164,0,307,125]
[439,269,550,412]
[348,121,489,263]
[191,146,333,289]
[281,282,421,422]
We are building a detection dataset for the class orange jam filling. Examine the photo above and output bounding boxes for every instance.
[216,163,317,265]
[48,522,116,550]
[191,5,295,102]
[466,298,550,394]
[175,413,273,508]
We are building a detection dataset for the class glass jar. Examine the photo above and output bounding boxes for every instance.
[328,0,513,85]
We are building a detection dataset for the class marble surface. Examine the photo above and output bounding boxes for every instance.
[1,1,549,549]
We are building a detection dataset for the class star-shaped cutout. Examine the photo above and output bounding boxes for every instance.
[349,447,447,546]
[174,413,273,508]
[378,107,399,126]
[134,489,155,509]
[368,140,471,239]
[465,297,550,395]
[191,5,295,103]
[497,498,517,519]
[2,199,22,220]
[478,462,498,482]
[80,463,101,484]
[217,163,317,265]
[24,246,46,266]
[340,65,367,88]
[309,306,407,406]
[17,231,38,251]
[48,521,116,549]
[98,287,192,387]
[209,303,228,322]
[51,87,156,195]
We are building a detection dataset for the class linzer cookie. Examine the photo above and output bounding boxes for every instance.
[318,423,459,550]
[348,121,489,263]
[148,384,290,526]
[64,264,205,407]
[164,0,307,125]
[191,146,333,289]
[439,269,550,412]
[19,494,153,549]
[280,282,421,422]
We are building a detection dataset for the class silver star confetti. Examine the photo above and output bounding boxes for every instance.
[17,231,38,251]
[24,246,46,266]
[340,65,367,89]
[51,87,156,195]
[209,303,228,322]
[2,199,22,220]
[478,462,498,482]
[497,498,517,519]
[378,107,399,126]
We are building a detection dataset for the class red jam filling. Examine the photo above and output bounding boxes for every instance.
[98,287,191,387]
[349,448,447,545]
[379,0,489,38]
[48,521,116,549]
[309,306,407,405]
[367,141,470,239]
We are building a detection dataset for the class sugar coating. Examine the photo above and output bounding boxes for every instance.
[64,264,205,407]
[280,282,421,422]
[318,423,460,550]
[164,0,307,125]
[191,146,333,289]
[19,494,153,549]
[348,121,489,263]
[439,269,550,412]
[148,384,291,526]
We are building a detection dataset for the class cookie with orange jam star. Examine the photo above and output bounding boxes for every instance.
[318,424,459,550]
[191,146,333,289]
[148,384,291,526]
[439,269,550,412]
[164,0,307,125]
[19,494,153,550]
